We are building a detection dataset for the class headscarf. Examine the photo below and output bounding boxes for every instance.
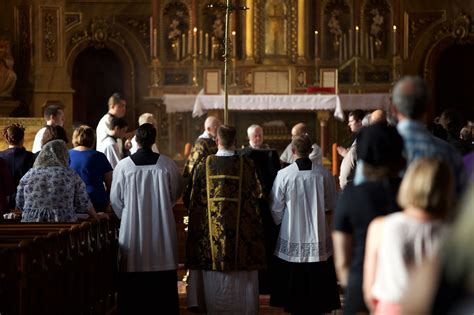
[33,139,69,168]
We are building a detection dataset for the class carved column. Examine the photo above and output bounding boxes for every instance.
[317,110,331,159]
[27,1,73,130]
[297,0,306,62]
[245,0,254,62]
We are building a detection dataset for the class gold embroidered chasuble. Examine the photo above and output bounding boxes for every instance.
[186,154,266,271]
[183,137,218,178]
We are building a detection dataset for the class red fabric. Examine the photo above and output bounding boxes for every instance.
[306,86,336,94]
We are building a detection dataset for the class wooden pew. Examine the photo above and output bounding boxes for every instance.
[0,218,119,315]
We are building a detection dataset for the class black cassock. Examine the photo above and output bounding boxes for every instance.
[240,146,281,294]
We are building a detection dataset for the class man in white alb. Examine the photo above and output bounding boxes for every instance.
[129,113,159,155]
[96,93,127,153]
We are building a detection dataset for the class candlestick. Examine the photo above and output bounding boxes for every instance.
[355,26,359,56]
[182,33,186,57]
[393,25,397,55]
[314,30,318,59]
[193,27,198,56]
[348,29,353,57]
[205,33,209,59]
[199,30,203,55]
[231,30,237,58]
[153,28,157,58]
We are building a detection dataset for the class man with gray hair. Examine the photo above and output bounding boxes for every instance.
[392,75,465,194]
[246,124,269,149]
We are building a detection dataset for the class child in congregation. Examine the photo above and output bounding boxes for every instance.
[102,117,128,168]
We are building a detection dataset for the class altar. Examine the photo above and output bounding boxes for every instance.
[162,93,390,158]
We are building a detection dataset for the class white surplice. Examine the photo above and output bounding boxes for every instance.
[270,162,337,263]
[110,155,183,272]
[102,136,121,169]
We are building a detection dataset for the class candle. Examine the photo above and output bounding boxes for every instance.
[211,36,215,60]
[332,143,338,176]
[199,30,203,55]
[314,30,318,59]
[338,37,342,63]
[365,32,369,59]
[343,33,347,60]
[369,36,374,63]
[149,17,153,57]
[176,38,181,61]
[355,26,359,56]
[348,29,353,57]
[182,33,186,57]
[205,33,209,58]
[393,25,397,55]
[188,30,192,55]
[193,27,198,56]
[153,28,157,58]
[232,31,237,58]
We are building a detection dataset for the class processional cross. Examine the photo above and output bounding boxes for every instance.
[208,1,249,124]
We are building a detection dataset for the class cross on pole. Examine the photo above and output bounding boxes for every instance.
[208,1,249,124]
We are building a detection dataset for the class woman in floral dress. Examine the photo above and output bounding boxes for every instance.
[16,139,98,222]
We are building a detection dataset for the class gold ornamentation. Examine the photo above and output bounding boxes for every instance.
[41,7,59,64]
[65,12,82,31]
[404,11,445,58]
[68,17,125,54]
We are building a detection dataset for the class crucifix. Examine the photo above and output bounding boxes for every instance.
[208,1,249,124]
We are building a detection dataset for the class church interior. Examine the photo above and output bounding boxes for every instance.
[1,0,474,314]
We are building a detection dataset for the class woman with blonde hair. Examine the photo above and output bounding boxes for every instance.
[363,158,453,315]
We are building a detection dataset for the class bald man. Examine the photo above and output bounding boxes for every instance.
[280,123,322,166]
[183,116,220,179]
[369,109,387,125]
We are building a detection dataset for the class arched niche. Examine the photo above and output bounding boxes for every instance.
[264,0,288,56]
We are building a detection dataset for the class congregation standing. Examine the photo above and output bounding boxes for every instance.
[1,76,473,314]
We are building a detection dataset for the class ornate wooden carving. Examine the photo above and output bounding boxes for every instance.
[40,6,61,65]
[362,0,391,58]
[163,2,190,61]
[323,0,351,60]
[403,10,445,59]
[14,5,32,84]
[68,17,126,55]
[289,0,298,63]
[65,12,82,31]
[116,15,151,57]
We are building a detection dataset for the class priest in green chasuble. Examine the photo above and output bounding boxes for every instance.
[185,124,266,314]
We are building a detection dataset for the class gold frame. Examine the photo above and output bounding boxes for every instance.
[320,68,338,94]
[252,70,290,94]
[204,69,221,95]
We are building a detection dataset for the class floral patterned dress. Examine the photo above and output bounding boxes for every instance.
[16,166,92,222]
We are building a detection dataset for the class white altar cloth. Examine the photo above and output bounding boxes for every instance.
[192,94,345,120]
[162,94,197,113]
[162,93,391,120]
